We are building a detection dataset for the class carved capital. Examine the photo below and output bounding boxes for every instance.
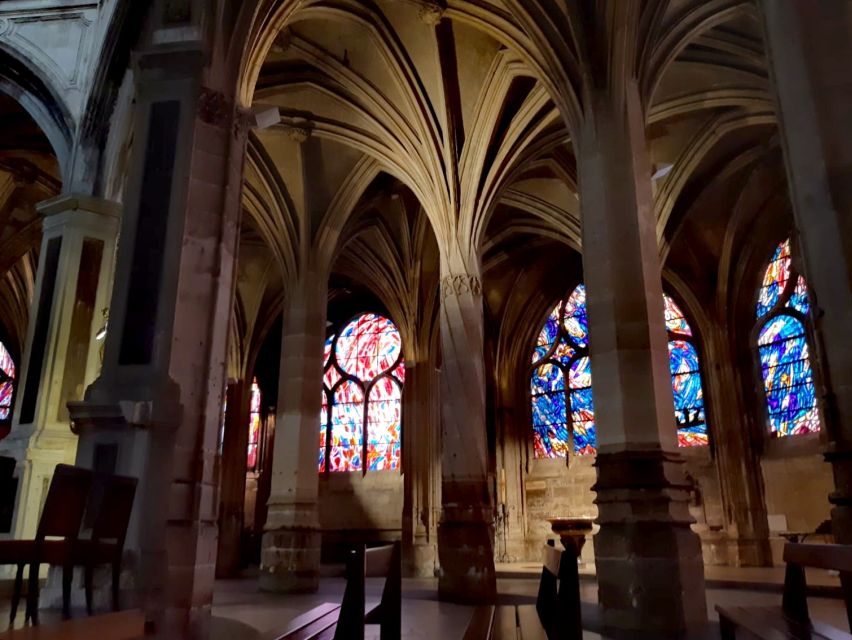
[271,27,293,53]
[418,1,444,25]
[198,87,232,128]
[441,274,482,300]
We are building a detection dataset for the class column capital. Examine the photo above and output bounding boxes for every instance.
[440,273,482,300]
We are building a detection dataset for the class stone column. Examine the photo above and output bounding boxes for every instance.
[704,320,771,566]
[401,359,440,577]
[578,85,706,632]
[761,1,852,547]
[0,195,118,544]
[216,380,249,577]
[260,268,327,593]
[69,45,247,636]
[437,259,496,603]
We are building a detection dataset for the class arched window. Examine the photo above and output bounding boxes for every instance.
[0,341,15,424]
[246,378,262,471]
[755,239,819,437]
[530,284,596,458]
[663,295,709,447]
[319,313,405,472]
[530,288,710,457]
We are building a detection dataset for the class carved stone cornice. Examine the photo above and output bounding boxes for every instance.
[441,274,482,300]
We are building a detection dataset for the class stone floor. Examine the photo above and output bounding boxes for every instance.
[1,569,848,639]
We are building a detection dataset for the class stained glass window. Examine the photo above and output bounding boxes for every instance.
[319,313,404,472]
[0,341,15,423]
[755,239,819,437]
[246,378,262,471]
[530,288,711,456]
[530,284,597,458]
[663,295,708,447]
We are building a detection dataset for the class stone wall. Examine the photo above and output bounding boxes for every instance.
[318,470,403,562]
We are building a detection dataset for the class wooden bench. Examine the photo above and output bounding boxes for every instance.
[717,543,852,639]
[464,542,580,639]
[273,541,401,640]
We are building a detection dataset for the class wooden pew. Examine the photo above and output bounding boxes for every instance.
[464,543,579,639]
[716,543,852,639]
[273,541,401,640]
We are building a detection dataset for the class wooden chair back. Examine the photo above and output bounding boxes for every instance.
[782,543,852,631]
[90,474,138,547]
[36,465,93,542]
[335,542,401,640]
[536,541,578,640]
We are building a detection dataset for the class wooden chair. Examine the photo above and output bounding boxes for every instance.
[75,473,137,614]
[0,464,93,625]
[716,542,852,639]
[464,542,579,640]
[273,541,402,640]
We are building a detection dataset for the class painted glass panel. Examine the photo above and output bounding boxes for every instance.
[0,408,7,420]
[663,294,692,336]
[787,276,810,316]
[330,380,364,471]
[0,342,14,379]
[531,388,569,459]
[366,378,401,470]
[531,363,564,395]
[0,381,11,408]
[246,379,262,471]
[319,392,328,472]
[392,362,406,384]
[335,313,401,380]
[563,285,589,347]
[668,340,708,446]
[533,303,561,363]
[758,315,819,436]
[757,239,791,318]
[323,334,334,367]
[569,387,596,455]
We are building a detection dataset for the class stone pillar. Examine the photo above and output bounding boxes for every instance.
[69,45,247,637]
[704,320,771,566]
[0,195,118,544]
[437,259,496,603]
[260,268,327,593]
[401,359,440,577]
[578,85,706,632]
[761,1,852,547]
[216,380,249,577]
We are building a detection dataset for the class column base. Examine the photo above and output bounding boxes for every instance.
[403,539,437,578]
[593,447,707,633]
[437,508,496,604]
[260,503,321,593]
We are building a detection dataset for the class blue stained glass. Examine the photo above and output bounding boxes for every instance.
[533,304,561,363]
[758,315,806,346]
[563,285,589,347]
[532,391,569,458]
[569,387,595,424]
[531,363,564,395]
[572,420,596,455]
[568,356,592,390]
[787,276,810,316]
[552,340,575,365]
[757,240,791,318]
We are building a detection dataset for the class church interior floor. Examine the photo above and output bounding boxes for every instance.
[0,570,847,639]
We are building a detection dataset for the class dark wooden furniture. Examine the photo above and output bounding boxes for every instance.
[464,543,579,640]
[0,464,93,625]
[273,541,402,640]
[716,543,852,639]
[76,473,137,614]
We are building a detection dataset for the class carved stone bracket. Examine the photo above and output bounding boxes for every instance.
[418,1,444,25]
[441,274,482,300]
[281,118,312,143]
[198,87,232,128]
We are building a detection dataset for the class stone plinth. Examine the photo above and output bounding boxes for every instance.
[437,502,496,604]
[593,448,707,632]
[260,503,321,593]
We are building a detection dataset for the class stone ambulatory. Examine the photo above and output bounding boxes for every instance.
[0,0,850,638]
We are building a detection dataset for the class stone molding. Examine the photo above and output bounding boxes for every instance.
[440,274,482,300]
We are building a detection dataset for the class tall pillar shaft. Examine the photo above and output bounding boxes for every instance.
[70,46,247,637]
[260,269,327,593]
[437,260,496,603]
[762,1,852,545]
[579,85,706,632]
[216,380,249,577]
[0,195,118,544]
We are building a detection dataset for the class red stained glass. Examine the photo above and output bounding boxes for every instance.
[330,381,364,472]
[319,392,328,472]
[335,313,401,380]
[367,378,401,470]
[246,379,262,470]
[0,381,12,408]
[0,342,14,379]
[0,341,14,423]
[0,408,7,420]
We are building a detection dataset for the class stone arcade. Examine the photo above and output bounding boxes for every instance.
[0,0,850,638]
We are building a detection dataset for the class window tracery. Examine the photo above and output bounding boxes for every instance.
[319,313,404,472]
[755,239,820,437]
